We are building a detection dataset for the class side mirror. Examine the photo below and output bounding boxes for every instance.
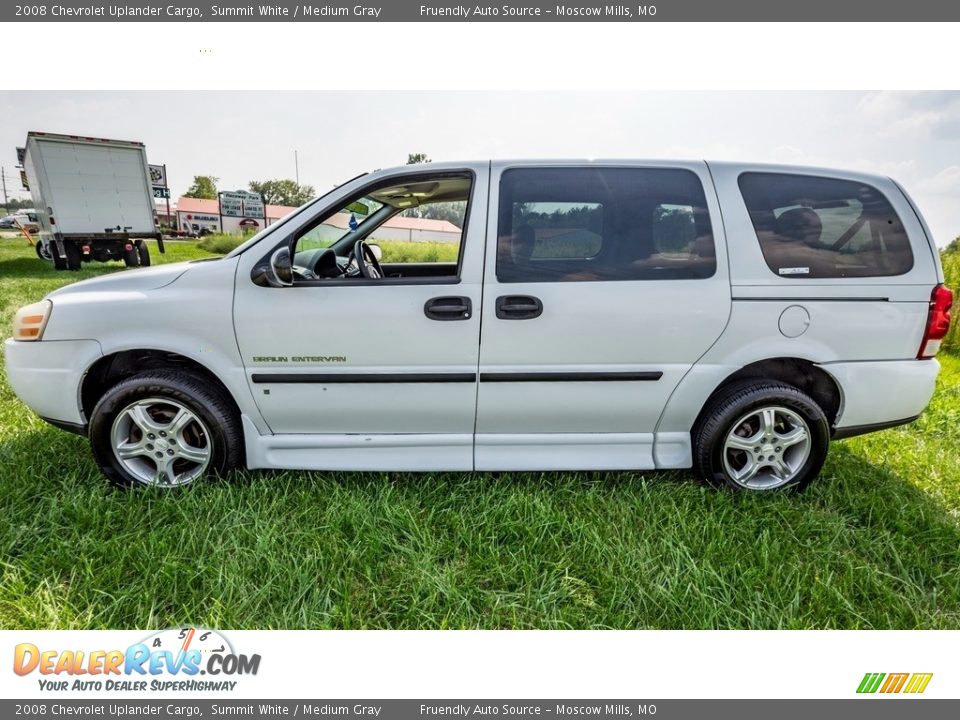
[367,242,383,261]
[252,245,294,287]
[270,246,293,286]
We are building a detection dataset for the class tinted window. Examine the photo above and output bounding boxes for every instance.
[497,167,715,283]
[738,172,913,279]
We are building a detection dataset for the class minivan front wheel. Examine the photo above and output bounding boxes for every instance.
[693,381,829,492]
[89,371,242,488]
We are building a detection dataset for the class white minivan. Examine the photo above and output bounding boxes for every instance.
[5,160,953,492]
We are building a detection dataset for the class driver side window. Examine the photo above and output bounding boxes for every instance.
[292,172,473,283]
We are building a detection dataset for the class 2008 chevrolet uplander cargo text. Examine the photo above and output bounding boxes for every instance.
[5,160,954,492]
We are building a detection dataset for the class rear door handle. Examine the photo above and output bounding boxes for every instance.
[424,296,472,321]
[496,295,543,320]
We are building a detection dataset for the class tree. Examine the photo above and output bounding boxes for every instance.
[406,153,431,165]
[183,175,219,199]
[0,197,36,212]
[248,179,315,207]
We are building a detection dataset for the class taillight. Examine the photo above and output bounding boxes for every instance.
[12,300,52,342]
[918,284,953,359]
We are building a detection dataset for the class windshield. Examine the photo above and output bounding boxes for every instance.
[223,172,368,259]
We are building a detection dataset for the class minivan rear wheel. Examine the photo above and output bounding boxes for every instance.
[89,370,242,489]
[693,381,829,492]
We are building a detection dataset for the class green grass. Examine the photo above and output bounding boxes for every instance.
[941,245,959,353]
[372,239,459,264]
[196,233,461,264]
[196,234,247,255]
[1,239,959,629]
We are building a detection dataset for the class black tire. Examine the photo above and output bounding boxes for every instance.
[49,240,67,270]
[63,240,82,271]
[89,370,243,489]
[692,380,830,492]
[137,241,151,267]
[123,246,140,267]
[35,240,51,261]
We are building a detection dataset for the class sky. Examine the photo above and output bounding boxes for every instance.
[1,91,958,246]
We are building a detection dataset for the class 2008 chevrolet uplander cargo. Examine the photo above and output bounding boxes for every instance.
[5,160,954,492]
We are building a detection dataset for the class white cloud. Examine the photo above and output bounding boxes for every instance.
[857,91,960,140]
[917,166,960,196]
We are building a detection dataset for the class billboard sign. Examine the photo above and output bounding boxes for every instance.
[220,190,265,219]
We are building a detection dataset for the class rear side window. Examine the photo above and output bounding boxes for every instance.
[497,167,715,283]
[738,172,913,279]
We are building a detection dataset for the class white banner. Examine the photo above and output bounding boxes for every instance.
[2,630,956,700]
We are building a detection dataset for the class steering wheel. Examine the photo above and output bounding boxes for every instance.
[353,239,384,279]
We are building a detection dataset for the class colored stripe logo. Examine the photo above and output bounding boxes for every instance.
[857,672,933,694]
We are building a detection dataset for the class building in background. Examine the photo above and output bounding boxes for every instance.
[175,197,295,236]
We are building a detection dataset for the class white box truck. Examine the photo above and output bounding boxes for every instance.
[22,131,165,270]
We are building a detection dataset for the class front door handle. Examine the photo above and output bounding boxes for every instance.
[424,296,472,321]
[496,295,543,320]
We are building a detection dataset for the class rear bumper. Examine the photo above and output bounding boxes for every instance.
[3,338,102,426]
[821,358,940,435]
[832,415,920,440]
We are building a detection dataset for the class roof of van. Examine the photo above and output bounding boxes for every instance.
[376,159,893,184]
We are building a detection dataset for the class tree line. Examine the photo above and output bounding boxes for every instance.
[183,175,316,207]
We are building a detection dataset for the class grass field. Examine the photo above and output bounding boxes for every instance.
[199,232,461,264]
[1,238,959,629]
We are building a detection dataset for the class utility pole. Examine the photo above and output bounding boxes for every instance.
[1,166,8,206]
[294,150,299,185]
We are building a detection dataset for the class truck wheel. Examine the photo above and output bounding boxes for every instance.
[89,370,243,489]
[63,240,82,271]
[35,240,52,261]
[49,241,67,270]
[692,381,830,492]
[123,246,140,267]
[137,241,151,267]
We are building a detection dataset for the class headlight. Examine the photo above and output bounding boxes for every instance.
[12,300,52,341]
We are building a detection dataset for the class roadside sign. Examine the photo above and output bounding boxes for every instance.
[219,190,265,219]
[219,195,243,217]
[152,187,171,199]
[242,197,266,219]
[148,164,167,187]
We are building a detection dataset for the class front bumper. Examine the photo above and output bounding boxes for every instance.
[3,338,103,427]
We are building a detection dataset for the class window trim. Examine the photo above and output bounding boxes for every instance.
[737,170,915,280]
[250,168,476,288]
[495,165,717,284]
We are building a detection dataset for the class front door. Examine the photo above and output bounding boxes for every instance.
[233,166,488,470]
[475,162,731,470]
